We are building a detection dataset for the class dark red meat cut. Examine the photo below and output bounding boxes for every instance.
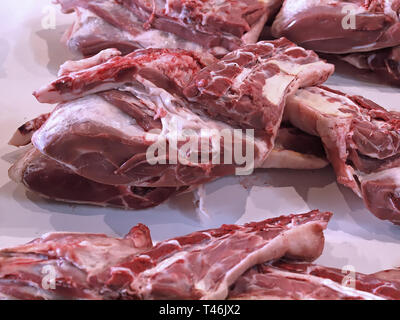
[8,147,188,210]
[272,0,400,54]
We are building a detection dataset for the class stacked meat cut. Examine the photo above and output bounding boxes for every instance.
[271,0,400,85]
[284,86,400,224]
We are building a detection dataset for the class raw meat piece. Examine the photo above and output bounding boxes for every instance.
[271,0,400,54]
[184,38,334,139]
[9,113,327,170]
[31,44,330,187]
[120,210,332,300]
[340,46,400,86]
[8,111,326,208]
[55,0,282,56]
[8,147,188,210]
[229,261,400,300]
[8,113,50,147]
[34,48,208,104]
[372,268,400,281]
[0,210,332,299]
[284,85,400,224]
[0,224,153,299]
[30,45,331,191]
[61,6,217,63]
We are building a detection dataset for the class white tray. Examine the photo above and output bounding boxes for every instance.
[1,1,400,275]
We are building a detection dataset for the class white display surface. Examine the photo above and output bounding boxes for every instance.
[1,1,400,275]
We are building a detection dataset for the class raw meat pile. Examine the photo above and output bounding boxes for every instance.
[3,0,400,300]
[10,42,334,207]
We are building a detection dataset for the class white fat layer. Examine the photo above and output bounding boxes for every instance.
[241,12,269,44]
[292,87,356,117]
[58,48,121,77]
[262,74,294,105]
[268,57,310,76]
[61,240,140,277]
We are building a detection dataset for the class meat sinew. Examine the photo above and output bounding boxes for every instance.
[0,210,332,300]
